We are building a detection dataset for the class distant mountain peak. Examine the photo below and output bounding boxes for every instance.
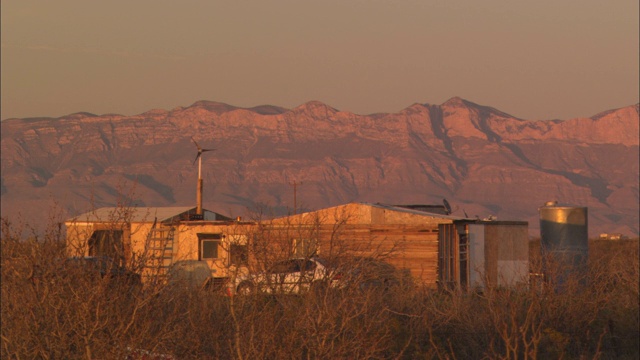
[439,97,518,119]
[189,100,239,114]
[440,97,491,111]
[293,101,339,116]
[248,105,289,115]
[400,103,431,115]
[187,100,290,116]
[142,108,169,115]
[298,100,337,109]
[441,96,469,107]
[591,103,640,121]
[59,112,98,120]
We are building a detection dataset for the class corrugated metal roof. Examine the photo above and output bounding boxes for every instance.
[365,202,469,220]
[66,207,229,223]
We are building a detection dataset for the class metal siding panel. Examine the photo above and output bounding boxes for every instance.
[468,224,485,290]
[484,225,499,287]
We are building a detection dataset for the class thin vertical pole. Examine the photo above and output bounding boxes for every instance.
[289,180,302,214]
[197,156,203,215]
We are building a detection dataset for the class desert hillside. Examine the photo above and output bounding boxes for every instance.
[1,98,638,237]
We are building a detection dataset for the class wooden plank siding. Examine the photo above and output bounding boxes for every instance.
[259,203,461,287]
[271,223,444,287]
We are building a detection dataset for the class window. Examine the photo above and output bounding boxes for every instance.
[202,240,219,259]
[198,233,222,260]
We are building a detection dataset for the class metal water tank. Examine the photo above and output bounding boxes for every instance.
[539,202,588,287]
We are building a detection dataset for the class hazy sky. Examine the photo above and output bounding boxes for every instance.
[2,1,638,121]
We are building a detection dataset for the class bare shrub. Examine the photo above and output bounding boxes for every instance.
[3,207,638,360]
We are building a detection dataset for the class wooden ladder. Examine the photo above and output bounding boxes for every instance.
[145,226,175,279]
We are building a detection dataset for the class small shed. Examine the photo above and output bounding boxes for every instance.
[438,220,529,291]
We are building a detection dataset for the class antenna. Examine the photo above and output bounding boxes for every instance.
[443,198,452,215]
[289,180,303,215]
[192,137,215,215]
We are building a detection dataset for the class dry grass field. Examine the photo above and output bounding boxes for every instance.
[2,216,638,359]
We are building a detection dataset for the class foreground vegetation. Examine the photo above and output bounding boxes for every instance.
[2,218,638,359]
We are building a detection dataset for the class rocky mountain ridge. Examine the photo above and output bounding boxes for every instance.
[1,97,638,237]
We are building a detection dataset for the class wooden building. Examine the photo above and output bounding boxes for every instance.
[264,202,461,287]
